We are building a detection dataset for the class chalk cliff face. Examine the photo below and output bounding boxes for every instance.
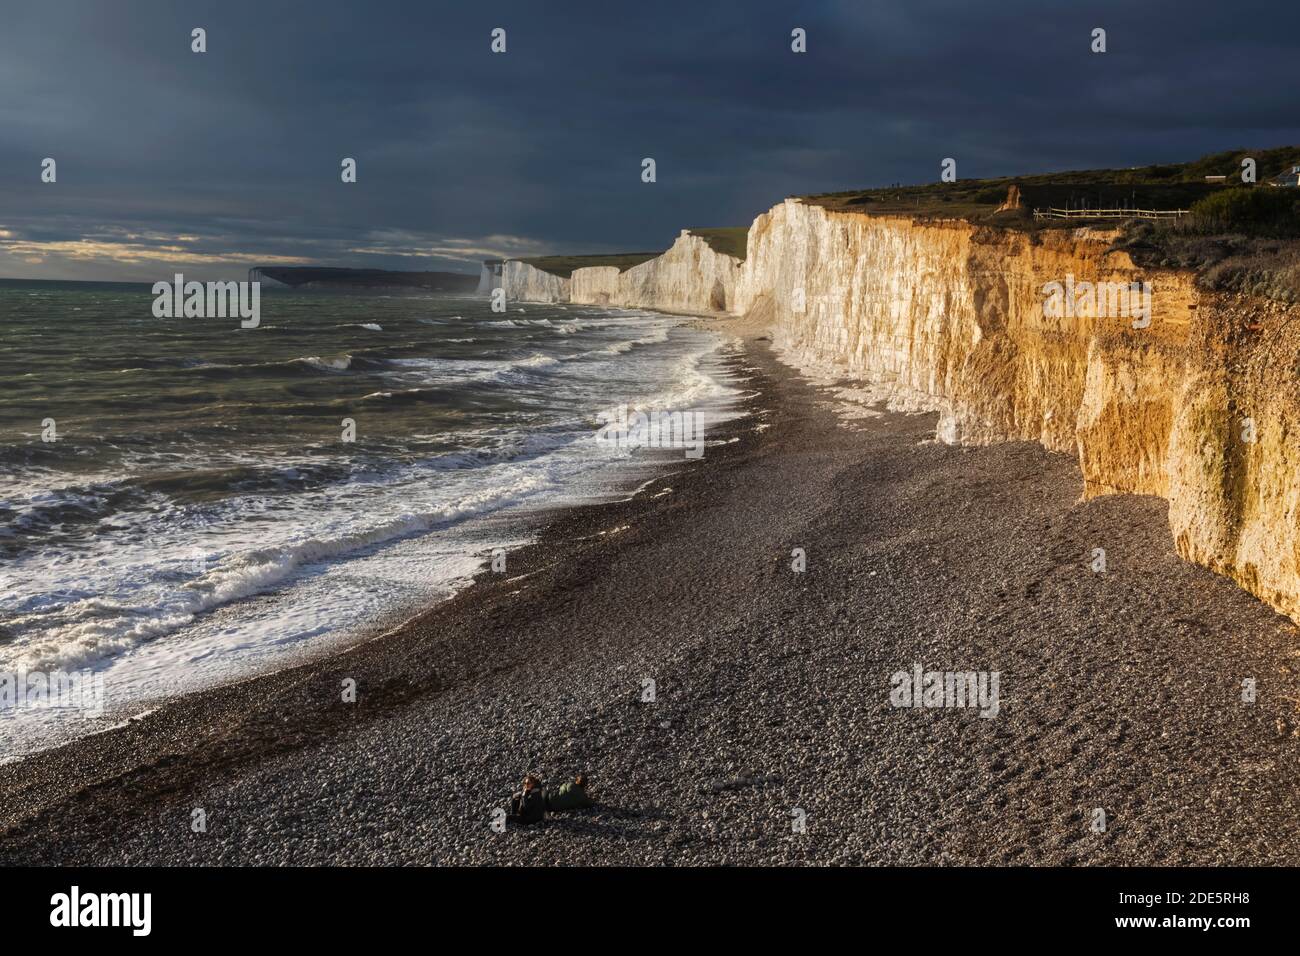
[495,196,1300,621]
[733,199,1184,451]
[570,232,742,312]
[500,260,569,303]
[500,232,742,313]
[734,198,1300,622]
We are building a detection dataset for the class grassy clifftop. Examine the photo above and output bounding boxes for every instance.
[520,252,662,278]
[685,227,748,260]
[803,146,1300,228]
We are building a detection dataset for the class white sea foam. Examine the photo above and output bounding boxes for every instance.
[300,355,352,371]
[8,472,547,674]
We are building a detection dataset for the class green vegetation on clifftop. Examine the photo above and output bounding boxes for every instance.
[685,227,748,260]
[802,146,1300,230]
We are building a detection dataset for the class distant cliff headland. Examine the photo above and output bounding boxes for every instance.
[487,146,1300,624]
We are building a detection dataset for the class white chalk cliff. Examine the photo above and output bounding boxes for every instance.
[498,231,742,313]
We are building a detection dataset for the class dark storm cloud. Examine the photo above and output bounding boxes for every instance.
[1,0,1297,279]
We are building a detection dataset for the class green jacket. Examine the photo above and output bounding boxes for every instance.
[546,781,593,812]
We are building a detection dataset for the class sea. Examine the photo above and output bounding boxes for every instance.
[0,279,740,757]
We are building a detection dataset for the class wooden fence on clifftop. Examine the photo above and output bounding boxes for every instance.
[1032,207,1190,221]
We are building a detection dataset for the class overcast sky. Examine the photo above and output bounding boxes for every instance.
[2,0,1298,281]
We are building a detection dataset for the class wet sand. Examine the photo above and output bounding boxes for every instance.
[2,333,1299,865]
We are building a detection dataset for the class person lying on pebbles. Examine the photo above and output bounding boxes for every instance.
[508,774,546,826]
[546,774,594,812]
